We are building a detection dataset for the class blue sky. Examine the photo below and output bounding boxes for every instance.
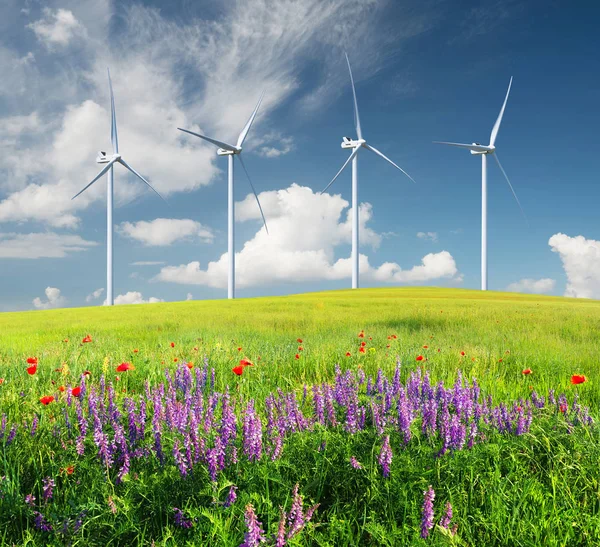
[1,0,599,311]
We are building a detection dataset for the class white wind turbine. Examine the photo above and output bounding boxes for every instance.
[72,69,166,306]
[434,77,526,291]
[177,92,269,300]
[321,53,416,290]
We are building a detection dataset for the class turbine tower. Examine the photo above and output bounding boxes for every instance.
[434,77,526,291]
[178,92,269,299]
[322,53,416,290]
[72,69,166,306]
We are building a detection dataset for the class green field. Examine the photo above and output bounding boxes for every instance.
[1,288,599,546]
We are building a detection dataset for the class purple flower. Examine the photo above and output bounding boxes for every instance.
[439,501,453,529]
[242,400,263,462]
[224,485,237,508]
[42,477,55,503]
[25,494,36,507]
[378,435,393,478]
[240,504,266,547]
[349,456,362,469]
[173,507,193,529]
[30,414,39,437]
[33,511,52,532]
[421,485,435,539]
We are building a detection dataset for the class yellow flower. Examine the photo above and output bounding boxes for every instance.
[369,347,376,353]
[103,356,110,375]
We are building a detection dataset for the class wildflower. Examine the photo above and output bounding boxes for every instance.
[64,466,75,475]
[186,362,193,369]
[83,370,91,376]
[560,403,567,414]
[116,362,134,372]
[349,456,362,469]
[295,354,300,360]
[63,339,68,343]
[297,338,303,343]
[421,486,435,539]
[460,351,465,356]
[224,485,237,508]
[346,352,351,357]
[170,342,175,348]
[240,359,254,367]
[360,341,366,347]
[232,365,244,376]
[359,347,365,354]
[298,346,303,351]
[241,504,266,547]
[173,358,178,362]
[58,386,65,392]
[369,347,376,353]
[237,347,242,352]
[522,369,532,375]
[173,507,193,529]
[498,359,503,363]
[416,355,424,361]
[571,374,586,385]
[133,349,139,353]
[42,477,55,502]
[439,501,453,530]
[358,331,365,338]
[392,335,397,339]
[40,396,55,405]
[33,511,52,532]
[25,494,36,507]
[378,435,393,478]
[27,357,38,365]
[82,335,92,343]
[0,379,3,385]
[423,345,428,349]
[27,364,38,375]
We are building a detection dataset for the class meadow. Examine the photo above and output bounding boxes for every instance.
[0,287,599,546]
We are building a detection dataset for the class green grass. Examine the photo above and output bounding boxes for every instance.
[0,287,599,546]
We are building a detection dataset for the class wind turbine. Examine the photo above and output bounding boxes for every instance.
[177,92,269,299]
[321,53,416,290]
[71,69,166,306]
[434,77,526,291]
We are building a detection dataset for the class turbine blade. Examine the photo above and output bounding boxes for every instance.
[237,155,269,235]
[108,68,118,154]
[433,141,490,153]
[345,52,362,140]
[71,159,117,200]
[118,158,168,205]
[493,153,528,225]
[489,77,513,146]
[320,146,361,195]
[237,90,265,148]
[178,128,237,152]
[364,143,416,184]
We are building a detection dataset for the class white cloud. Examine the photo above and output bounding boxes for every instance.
[118,218,215,246]
[154,184,461,289]
[111,291,164,305]
[255,133,295,158]
[549,233,600,299]
[33,286,67,309]
[506,278,555,294]
[85,287,104,302]
[417,231,438,243]
[130,261,166,266]
[0,232,97,258]
[28,8,86,48]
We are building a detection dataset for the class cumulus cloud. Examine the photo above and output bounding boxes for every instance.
[255,133,295,158]
[28,8,86,49]
[86,287,104,302]
[33,286,67,309]
[154,184,461,289]
[506,278,556,294]
[549,233,600,299]
[0,232,97,258]
[111,291,164,305]
[118,218,215,246]
[417,231,438,243]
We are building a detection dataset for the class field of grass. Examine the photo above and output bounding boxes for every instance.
[0,287,599,546]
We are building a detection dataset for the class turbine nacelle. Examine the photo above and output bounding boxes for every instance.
[217,147,241,156]
[341,137,366,149]
[470,143,495,155]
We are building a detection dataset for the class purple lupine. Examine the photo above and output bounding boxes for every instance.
[240,504,266,547]
[449,414,466,451]
[173,439,188,477]
[397,389,412,444]
[421,485,435,539]
[275,507,287,547]
[6,423,17,446]
[206,445,219,482]
[349,456,362,469]
[323,384,338,426]
[439,501,453,529]
[467,420,478,448]
[25,494,36,507]
[75,398,87,456]
[30,414,39,437]
[286,484,305,539]
[73,510,87,533]
[242,400,263,462]
[378,435,393,478]
[33,511,52,532]
[173,507,193,529]
[42,477,55,502]
[271,430,284,461]
[224,485,237,508]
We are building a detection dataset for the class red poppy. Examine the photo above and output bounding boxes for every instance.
[345,352,351,357]
[237,347,242,352]
[169,342,175,348]
[63,339,69,343]
[498,359,503,363]
[232,365,244,376]
[423,345,428,349]
[65,465,74,475]
[437,349,441,352]
[295,354,300,360]
[392,335,397,339]
[27,357,38,365]
[115,376,120,381]
[173,358,178,362]
[0,379,4,385]
[58,385,65,392]
[133,349,139,353]
[71,386,82,397]
[358,332,365,338]
[83,370,91,376]
[559,403,567,413]
[360,341,366,347]
[27,364,37,375]
[571,374,586,385]
[193,347,199,351]
[54,368,62,372]
[186,362,193,369]
[298,346,303,351]
[40,395,55,405]
[116,362,135,372]
[386,345,390,348]
[387,336,391,340]
[359,347,366,354]
[82,335,92,343]
[369,337,372,341]
[471,357,476,362]
[522,369,532,375]
[416,355,424,361]
[297,338,303,343]
[240,359,254,367]
[460,351,465,356]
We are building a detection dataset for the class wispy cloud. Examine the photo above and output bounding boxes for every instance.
[0,232,97,258]
[417,231,438,243]
[118,218,215,246]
